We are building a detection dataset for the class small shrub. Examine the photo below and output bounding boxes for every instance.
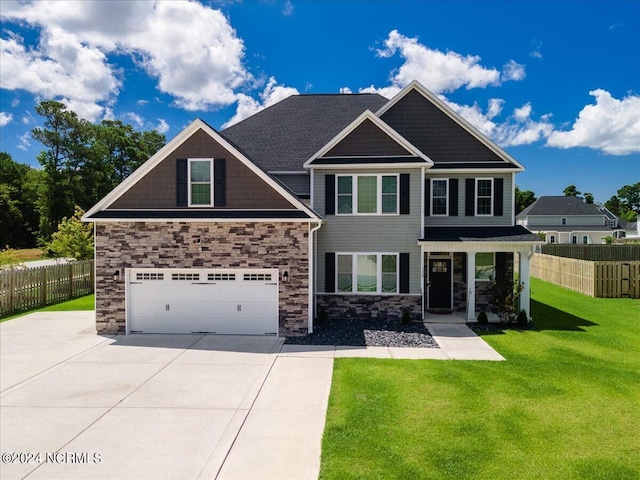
[319,309,328,322]
[517,310,528,328]
[477,310,488,326]
[401,310,412,325]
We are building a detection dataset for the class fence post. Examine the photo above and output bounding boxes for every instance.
[41,267,47,307]
[69,263,74,299]
[8,270,15,315]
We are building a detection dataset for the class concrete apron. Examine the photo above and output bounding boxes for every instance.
[1,314,501,480]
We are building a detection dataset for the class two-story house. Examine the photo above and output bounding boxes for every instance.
[516,196,628,244]
[84,81,541,337]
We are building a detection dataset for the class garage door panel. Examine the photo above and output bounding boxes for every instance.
[127,269,279,335]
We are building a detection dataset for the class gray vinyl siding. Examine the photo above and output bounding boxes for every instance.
[314,168,423,295]
[273,173,310,196]
[425,173,513,226]
[526,215,605,227]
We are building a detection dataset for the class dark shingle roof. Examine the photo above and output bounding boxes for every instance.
[517,196,605,217]
[420,226,541,242]
[221,94,388,172]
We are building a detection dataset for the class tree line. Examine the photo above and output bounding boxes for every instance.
[1,101,166,249]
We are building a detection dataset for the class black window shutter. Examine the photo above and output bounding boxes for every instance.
[465,179,475,216]
[176,159,187,207]
[399,253,410,293]
[399,173,410,214]
[325,174,335,215]
[214,159,226,207]
[494,177,503,216]
[325,253,335,293]
[495,252,506,280]
[449,179,458,216]
[424,178,431,216]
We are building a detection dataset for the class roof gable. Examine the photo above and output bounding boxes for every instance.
[378,81,523,170]
[84,119,319,221]
[304,110,433,168]
[222,94,388,172]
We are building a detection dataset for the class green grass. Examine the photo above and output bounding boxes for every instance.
[320,278,640,480]
[0,294,94,322]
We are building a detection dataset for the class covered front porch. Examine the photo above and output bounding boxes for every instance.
[418,226,543,323]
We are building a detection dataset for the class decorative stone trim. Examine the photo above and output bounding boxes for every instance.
[95,222,309,335]
[317,294,422,322]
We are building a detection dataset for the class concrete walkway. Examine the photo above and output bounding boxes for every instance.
[1,314,501,480]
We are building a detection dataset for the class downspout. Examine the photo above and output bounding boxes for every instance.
[308,221,323,334]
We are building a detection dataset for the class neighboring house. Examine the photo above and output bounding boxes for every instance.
[516,196,629,244]
[84,80,541,336]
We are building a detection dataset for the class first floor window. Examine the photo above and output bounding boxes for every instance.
[336,253,398,294]
[476,178,493,216]
[189,159,213,206]
[431,179,448,215]
[475,252,495,281]
[582,235,589,244]
[572,235,578,244]
[549,234,556,244]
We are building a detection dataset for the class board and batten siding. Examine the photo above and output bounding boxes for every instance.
[313,168,423,295]
[526,215,605,227]
[424,173,513,226]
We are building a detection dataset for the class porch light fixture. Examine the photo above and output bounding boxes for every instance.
[282,271,289,283]
[113,269,120,282]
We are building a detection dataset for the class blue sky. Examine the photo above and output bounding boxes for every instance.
[1,0,638,203]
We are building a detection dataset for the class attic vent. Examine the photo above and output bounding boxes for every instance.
[136,272,164,281]
[171,273,200,281]
[243,273,272,281]
[208,273,236,281]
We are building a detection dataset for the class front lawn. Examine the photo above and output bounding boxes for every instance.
[320,278,640,479]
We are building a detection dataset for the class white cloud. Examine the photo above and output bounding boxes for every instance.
[546,89,640,155]
[502,60,526,81]
[530,39,543,59]
[362,30,525,97]
[0,112,13,127]
[155,118,169,134]
[17,131,31,151]
[21,111,34,124]
[223,77,298,128]
[446,97,554,147]
[123,112,144,129]
[283,0,294,16]
[1,0,251,118]
[11,98,19,108]
[137,99,149,106]
[339,87,353,94]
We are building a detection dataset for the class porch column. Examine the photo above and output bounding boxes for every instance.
[466,252,476,321]
[519,250,531,319]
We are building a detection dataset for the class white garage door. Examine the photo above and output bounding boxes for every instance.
[127,268,279,335]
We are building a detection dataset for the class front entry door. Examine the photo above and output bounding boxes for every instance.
[428,258,452,310]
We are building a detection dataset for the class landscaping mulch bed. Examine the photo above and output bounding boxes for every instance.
[285,317,439,348]
[467,322,537,333]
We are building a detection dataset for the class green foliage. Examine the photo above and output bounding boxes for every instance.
[401,310,412,325]
[516,309,528,328]
[563,184,582,197]
[515,185,536,214]
[536,231,547,241]
[489,274,525,323]
[602,235,615,244]
[47,206,94,260]
[0,247,22,270]
[605,183,640,222]
[583,192,594,204]
[477,309,488,325]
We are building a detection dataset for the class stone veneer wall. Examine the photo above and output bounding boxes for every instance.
[95,222,309,335]
[317,294,422,322]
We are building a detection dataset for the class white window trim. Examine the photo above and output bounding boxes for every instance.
[430,178,449,216]
[188,158,214,207]
[475,178,493,216]
[335,174,399,216]
[475,252,495,282]
[335,252,399,295]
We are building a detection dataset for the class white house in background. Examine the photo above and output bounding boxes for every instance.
[516,196,628,244]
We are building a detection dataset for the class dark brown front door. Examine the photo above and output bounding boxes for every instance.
[428,258,452,309]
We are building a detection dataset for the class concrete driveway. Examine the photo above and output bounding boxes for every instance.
[0,313,333,480]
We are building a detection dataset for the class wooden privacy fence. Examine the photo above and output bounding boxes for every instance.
[541,244,640,261]
[531,254,640,298]
[0,260,94,317]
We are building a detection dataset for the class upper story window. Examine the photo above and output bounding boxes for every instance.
[561,217,567,226]
[336,174,398,215]
[476,178,493,216]
[188,159,214,206]
[431,179,448,216]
